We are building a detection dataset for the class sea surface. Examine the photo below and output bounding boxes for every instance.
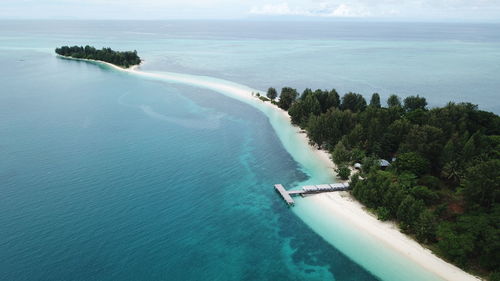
[1,20,499,281]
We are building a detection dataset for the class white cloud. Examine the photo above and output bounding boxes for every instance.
[1,0,499,20]
[248,0,500,19]
[249,2,372,18]
[249,3,311,16]
[329,4,371,17]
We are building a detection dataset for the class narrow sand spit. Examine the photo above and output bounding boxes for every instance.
[60,56,481,281]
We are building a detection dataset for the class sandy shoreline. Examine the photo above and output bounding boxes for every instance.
[308,192,481,281]
[59,55,481,281]
[274,107,338,173]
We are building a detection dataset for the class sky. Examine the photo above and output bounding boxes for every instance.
[1,0,500,21]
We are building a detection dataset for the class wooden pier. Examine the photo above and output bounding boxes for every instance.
[274,183,350,206]
[274,184,296,206]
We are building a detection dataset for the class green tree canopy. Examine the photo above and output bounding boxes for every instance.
[370,93,381,108]
[463,159,500,211]
[394,152,430,176]
[400,125,444,164]
[278,87,298,110]
[266,87,278,100]
[319,89,340,112]
[332,141,351,164]
[55,45,141,68]
[341,92,367,112]
[336,165,351,180]
[387,94,402,108]
[404,95,428,112]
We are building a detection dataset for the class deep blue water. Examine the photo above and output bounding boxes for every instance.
[1,20,498,280]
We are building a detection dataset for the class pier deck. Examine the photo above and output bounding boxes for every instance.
[274,183,350,206]
[274,184,296,205]
[288,190,306,195]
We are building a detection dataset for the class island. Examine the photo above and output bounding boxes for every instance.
[262,87,499,280]
[55,45,141,68]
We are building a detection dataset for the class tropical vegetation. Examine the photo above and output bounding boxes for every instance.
[55,45,141,68]
[268,87,499,280]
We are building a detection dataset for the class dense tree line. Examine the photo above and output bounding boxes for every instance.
[271,87,499,279]
[55,45,141,68]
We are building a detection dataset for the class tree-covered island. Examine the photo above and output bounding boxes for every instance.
[264,87,499,280]
[55,45,141,68]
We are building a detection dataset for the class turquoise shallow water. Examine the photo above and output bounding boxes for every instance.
[1,20,497,280]
[1,49,379,281]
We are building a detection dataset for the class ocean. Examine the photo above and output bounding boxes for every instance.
[1,20,498,281]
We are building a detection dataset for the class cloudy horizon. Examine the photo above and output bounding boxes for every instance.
[1,0,500,21]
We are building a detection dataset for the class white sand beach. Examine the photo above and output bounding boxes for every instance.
[307,192,481,281]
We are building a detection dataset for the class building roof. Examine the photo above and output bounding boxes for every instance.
[379,159,391,167]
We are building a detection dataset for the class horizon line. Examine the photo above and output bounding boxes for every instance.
[1,17,500,24]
